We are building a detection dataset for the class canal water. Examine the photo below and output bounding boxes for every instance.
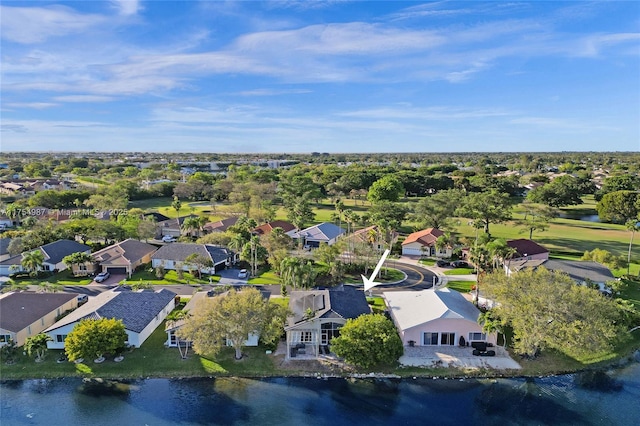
[1,363,639,425]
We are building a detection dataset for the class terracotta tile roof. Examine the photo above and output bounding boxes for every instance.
[253,220,296,236]
[506,239,548,257]
[402,228,444,246]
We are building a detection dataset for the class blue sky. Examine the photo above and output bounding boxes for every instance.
[1,1,639,153]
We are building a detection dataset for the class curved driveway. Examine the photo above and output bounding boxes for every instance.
[369,261,438,294]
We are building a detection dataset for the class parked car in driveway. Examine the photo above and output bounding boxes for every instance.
[238,269,248,279]
[162,235,177,243]
[436,260,450,267]
[451,260,469,268]
[76,294,88,305]
[94,271,111,283]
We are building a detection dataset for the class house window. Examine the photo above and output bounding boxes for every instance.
[468,332,487,342]
[0,334,12,344]
[56,335,67,343]
[423,332,438,345]
[41,318,45,326]
[321,322,342,345]
[27,326,31,335]
[440,332,455,346]
[300,331,313,343]
[79,264,87,271]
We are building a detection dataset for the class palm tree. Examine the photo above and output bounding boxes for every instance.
[181,216,200,238]
[626,219,640,275]
[63,252,94,276]
[21,250,45,277]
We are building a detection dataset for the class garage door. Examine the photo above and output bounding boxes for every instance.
[106,267,127,275]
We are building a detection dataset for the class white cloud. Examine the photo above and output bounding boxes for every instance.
[111,0,141,17]
[0,5,105,44]
[54,95,116,103]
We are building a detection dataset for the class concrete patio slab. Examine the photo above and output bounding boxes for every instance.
[399,345,521,370]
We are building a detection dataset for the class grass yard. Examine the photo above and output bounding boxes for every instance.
[248,271,281,285]
[443,267,475,276]
[446,280,475,293]
[0,320,281,380]
[10,269,94,286]
[366,296,386,314]
[127,269,220,285]
[344,267,405,284]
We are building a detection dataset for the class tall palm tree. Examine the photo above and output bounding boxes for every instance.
[21,250,45,277]
[171,196,182,218]
[626,219,640,275]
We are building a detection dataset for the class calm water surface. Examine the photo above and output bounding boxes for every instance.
[1,363,639,426]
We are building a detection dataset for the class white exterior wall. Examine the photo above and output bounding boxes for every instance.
[402,242,426,256]
[46,322,78,349]
[400,318,497,347]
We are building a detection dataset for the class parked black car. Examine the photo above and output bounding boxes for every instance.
[436,260,450,267]
[451,260,469,268]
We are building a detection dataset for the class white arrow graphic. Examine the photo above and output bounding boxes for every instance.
[361,249,390,292]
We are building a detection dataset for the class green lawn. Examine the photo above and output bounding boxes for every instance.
[10,269,94,286]
[419,258,436,266]
[443,267,475,276]
[446,280,475,293]
[366,296,386,314]
[247,271,281,285]
[127,269,220,285]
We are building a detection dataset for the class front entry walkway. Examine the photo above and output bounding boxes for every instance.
[399,345,521,370]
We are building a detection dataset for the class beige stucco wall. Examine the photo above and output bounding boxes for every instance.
[10,297,78,346]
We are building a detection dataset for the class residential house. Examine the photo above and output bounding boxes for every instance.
[203,216,239,234]
[252,220,297,237]
[165,289,266,348]
[0,292,78,346]
[347,225,399,252]
[285,285,371,359]
[0,238,12,262]
[506,239,549,262]
[384,289,497,347]
[292,222,346,248]
[151,243,237,274]
[0,239,91,276]
[401,228,450,257]
[92,239,158,277]
[157,215,201,238]
[46,288,176,349]
[506,259,616,294]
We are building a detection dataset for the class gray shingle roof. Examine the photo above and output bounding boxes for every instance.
[152,243,234,266]
[0,292,77,332]
[287,285,370,327]
[93,239,158,264]
[541,260,615,283]
[294,222,345,242]
[0,238,11,257]
[40,239,90,265]
[46,288,176,334]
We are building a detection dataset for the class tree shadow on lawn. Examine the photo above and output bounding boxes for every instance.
[536,236,630,258]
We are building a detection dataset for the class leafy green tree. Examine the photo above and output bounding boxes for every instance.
[482,268,624,358]
[456,190,512,236]
[581,248,626,270]
[280,257,316,290]
[177,288,288,359]
[7,237,24,256]
[515,202,557,240]
[596,190,639,224]
[411,189,463,230]
[37,281,62,293]
[367,175,405,203]
[171,196,182,218]
[330,314,403,368]
[21,249,45,277]
[24,333,52,362]
[527,175,586,207]
[184,253,214,279]
[1,339,18,364]
[65,318,128,362]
